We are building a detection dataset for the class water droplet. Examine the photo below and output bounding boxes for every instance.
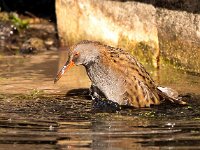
[10,31,13,35]
[49,125,54,131]
[166,122,175,128]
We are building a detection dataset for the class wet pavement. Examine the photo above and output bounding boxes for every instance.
[0,50,200,149]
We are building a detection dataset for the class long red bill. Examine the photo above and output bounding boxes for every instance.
[54,60,75,83]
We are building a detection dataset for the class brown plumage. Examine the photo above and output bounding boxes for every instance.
[54,40,186,108]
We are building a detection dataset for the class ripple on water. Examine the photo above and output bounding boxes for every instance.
[0,50,200,149]
[0,93,200,149]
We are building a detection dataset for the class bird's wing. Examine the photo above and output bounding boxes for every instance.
[100,46,160,107]
[104,46,156,88]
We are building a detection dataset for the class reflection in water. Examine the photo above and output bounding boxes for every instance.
[0,93,200,149]
[0,52,60,94]
[0,50,200,149]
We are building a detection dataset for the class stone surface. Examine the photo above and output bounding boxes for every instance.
[20,37,47,54]
[56,0,159,67]
[157,8,200,73]
[56,0,200,73]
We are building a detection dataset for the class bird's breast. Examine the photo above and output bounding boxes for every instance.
[85,63,126,104]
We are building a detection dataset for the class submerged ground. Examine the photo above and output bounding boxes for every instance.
[0,13,200,150]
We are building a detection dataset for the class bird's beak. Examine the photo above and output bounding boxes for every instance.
[54,60,75,83]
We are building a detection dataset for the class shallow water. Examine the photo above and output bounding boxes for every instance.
[0,50,200,149]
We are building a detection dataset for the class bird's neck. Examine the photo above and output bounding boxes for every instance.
[84,59,125,104]
[85,61,109,85]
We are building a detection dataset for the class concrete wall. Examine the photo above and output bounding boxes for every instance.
[157,8,200,73]
[56,0,200,73]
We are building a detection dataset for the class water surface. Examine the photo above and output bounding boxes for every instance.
[0,50,200,149]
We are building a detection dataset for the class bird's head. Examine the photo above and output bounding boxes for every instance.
[54,41,100,83]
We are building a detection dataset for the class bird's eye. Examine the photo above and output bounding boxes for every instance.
[74,52,80,57]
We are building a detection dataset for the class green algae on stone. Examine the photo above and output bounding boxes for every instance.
[159,36,200,74]
[12,89,46,100]
[9,13,29,30]
[118,36,159,69]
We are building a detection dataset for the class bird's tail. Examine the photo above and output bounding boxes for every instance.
[157,86,187,105]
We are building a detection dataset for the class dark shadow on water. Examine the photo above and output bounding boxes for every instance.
[65,88,200,118]
[66,88,90,97]
[66,88,121,113]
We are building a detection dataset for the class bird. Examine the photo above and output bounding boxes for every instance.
[54,40,186,108]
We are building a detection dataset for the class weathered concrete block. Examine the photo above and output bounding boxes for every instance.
[56,0,159,67]
[56,0,200,73]
[157,8,200,73]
